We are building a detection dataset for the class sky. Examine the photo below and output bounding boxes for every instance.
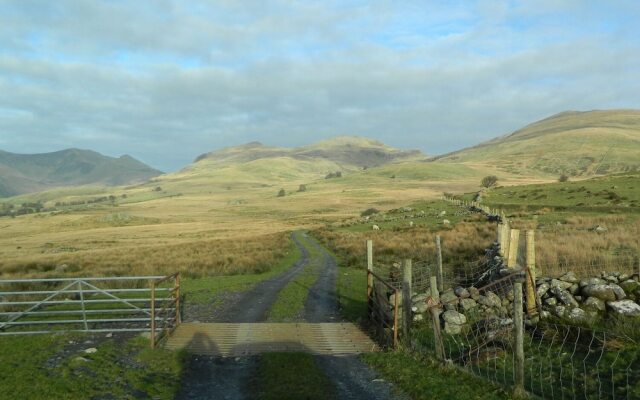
[1,1,639,171]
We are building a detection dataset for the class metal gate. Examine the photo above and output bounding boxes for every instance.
[0,273,180,347]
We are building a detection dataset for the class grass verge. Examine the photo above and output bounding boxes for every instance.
[362,351,511,400]
[251,352,337,400]
[0,334,182,399]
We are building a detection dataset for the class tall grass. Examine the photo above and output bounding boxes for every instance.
[0,232,291,279]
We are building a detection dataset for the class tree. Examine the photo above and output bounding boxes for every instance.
[559,174,569,182]
[481,175,498,188]
[298,184,307,192]
[277,188,286,197]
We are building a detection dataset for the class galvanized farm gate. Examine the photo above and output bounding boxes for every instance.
[0,273,181,348]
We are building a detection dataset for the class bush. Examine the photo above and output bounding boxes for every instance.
[277,188,286,197]
[559,174,569,182]
[481,175,498,188]
[361,208,380,217]
[298,184,307,192]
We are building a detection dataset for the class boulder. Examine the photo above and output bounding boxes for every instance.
[460,298,477,311]
[554,305,567,317]
[620,280,640,294]
[565,308,592,324]
[412,302,429,313]
[444,322,462,335]
[569,284,580,295]
[544,297,557,306]
[412,292,430,304]
[582,284,626,302]
[536,282,550,299]
[468,287,480,300]
[454,287,470,299]
[579,278,606,287]
[583,297,606,312]
[551,287,579,307]
[559,271,579,283]
[551,279,573,291]
[606,300,640,317]
[440,289,458,306]
[443,310,467,325]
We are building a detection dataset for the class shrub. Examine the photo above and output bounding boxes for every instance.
[481,175,498,188]
[298,184,307,192]
[361,208,380,217]
[277,188,286,197]
[559,174,569,182]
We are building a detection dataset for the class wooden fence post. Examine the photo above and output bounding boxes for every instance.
[429,275,445,361]
[175,273,182,325]
[367,240,374,316]
[513,278,525,397]
[502,223,511,260]
[402,259,412,340]
[497,223,504,255]
[507,229,520,268]
[525,230,537,314]
[435,235,444,292]
[150,280,156,349]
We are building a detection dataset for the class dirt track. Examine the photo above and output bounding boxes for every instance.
[175,231,405,400]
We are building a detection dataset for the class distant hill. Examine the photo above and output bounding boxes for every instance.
[193,136,423,168]
[174,136,424,185]
[0,149,162,197]
[434,110,640,177]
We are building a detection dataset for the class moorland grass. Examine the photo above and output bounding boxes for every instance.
[0,335,182,400]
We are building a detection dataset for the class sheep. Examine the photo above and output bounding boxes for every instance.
[372,224,380,230]
[409,221,414,227]
[439,210,447,217]
[442,219,450,226]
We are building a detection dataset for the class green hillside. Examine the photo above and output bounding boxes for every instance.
[0,149,162,197]
[435,110,640,177]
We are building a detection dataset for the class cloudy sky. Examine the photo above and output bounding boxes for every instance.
[1,1,639,171]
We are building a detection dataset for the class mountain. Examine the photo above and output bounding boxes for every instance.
[0,149,162,197]
[156,136,424,189]
[193,136,423,168]
[434,110,640,177]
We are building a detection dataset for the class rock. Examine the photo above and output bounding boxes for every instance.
[606,300,640,317]
[460,298,477,311]
[105,333,113,338]
[569,283,580,295]
[413,314,424,322]
[583,297,606,312]
[593,225,608,233]
[579,278,606,287]
[443,310,467,325]
[440,289,458,306]
[551,279,573,291]
[443,310,467,335]
[412,292,430,304]
[604,276,619,284]
[454,287,470,299]
[444,322,462,334]
[536,282,550,299]
[73,357,90,363]
[389,292,402,306]
[468,287,480,300]
[84,348,98,354]
[620,280,640,294]
[501,298,510,307]
[554,305,567,317]
[574,295,583,302]
[544,297,557,306]
[559,271,579,283]
[540,310,551,319]
[619,273,631,281]
[505,290,514,302]
[581,284,626,302]
[551,287,579,307]
[566,308,591,324]
[412,302,428,313]
[486,291,502,307]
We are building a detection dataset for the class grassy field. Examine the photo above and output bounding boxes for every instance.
[455,173,640,276]
[0,334,183,399]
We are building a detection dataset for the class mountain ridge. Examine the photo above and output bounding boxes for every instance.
[0,148,162,197]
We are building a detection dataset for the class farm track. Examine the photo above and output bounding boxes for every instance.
[175,231,405,400]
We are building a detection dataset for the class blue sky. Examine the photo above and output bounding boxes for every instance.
[1,0,639,171]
